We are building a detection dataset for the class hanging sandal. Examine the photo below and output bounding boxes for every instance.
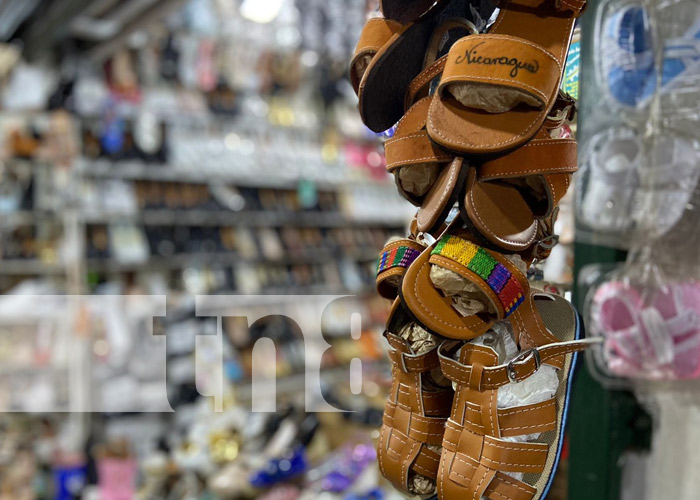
[460,92,577,254]
[400,231,531,340]
[357,0,495,132]
[427,0,586,155]
[436,293,595,500]
[384,22,478,234]
[350,17,405,96]
[378,299,455,498]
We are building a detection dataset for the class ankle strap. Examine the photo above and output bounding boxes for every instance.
[438,338,598,391]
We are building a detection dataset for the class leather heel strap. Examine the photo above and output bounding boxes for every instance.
[376,239,425,299]
[438,339,595,391]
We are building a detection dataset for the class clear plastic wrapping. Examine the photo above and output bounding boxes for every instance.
[576,0,700,248]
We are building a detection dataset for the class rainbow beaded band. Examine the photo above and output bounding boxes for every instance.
[432,236,525,317]
[377,245,422,276]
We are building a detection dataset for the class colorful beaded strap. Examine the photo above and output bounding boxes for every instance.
[376,240,425,300]
[377,244,422,275]
[432,236,525,317]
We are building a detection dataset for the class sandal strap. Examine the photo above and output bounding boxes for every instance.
[444,420,548,474]
[384,401,448,447]
[430,234,530,320]
[478,138,577,181]
[376,238,425,299]
[384,331,442,373]
[350,17,403,93]
[438,339,594,391]
[463,399,557,437]
[385,98,453,173]
[405,55,448,109]
[438,34,562,112]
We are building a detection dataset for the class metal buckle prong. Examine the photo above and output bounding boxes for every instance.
[507,348,542,383]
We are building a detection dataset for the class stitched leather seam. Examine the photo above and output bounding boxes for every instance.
[388,156,452,168]
[395,98,431,131]
[475,469,489,500]
[418,159,459,228]
[412,462,435,476]
[500,403,554,416]
[430,258,501,319]
[469,187,538,248]
[402,440,418,485]
[480,165,576,180]
[378,424,388,478]
[386,132,432,145]
[484,440,547,453]
[410,260,485,330]
[481,456,542,469]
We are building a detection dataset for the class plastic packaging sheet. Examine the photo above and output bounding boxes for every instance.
[576,0,700,248]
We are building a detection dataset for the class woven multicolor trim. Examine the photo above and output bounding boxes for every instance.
[432,236,525,317]
[377,245,421,275]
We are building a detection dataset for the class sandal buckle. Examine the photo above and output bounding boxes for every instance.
[507,348,542,383]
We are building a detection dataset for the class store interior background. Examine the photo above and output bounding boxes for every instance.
[0,0,688,499]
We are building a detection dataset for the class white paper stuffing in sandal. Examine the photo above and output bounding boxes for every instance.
[467,321,559,487]
[430,254,527,317]
[397,320,451,497]
[396,163,441,198]
[449,83,543,114]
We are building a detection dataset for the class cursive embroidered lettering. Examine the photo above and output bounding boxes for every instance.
[455,42,540,77]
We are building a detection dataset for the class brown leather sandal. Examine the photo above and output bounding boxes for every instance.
[400,231,532,340]
[436,294,595,500]
[460,93,577,254]
[383,24,475,234]
[378,300,454,497]
[358,0,493,132]
[427,0,586,154]
[350,17,405,96]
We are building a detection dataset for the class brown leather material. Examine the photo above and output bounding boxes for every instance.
[436,35,561,110]
[385,98,453,200]
[426,0,579,154]
[459,91,577,254]
[350,18,404,95]
[416,158,467,234]
[380,0,447,24]
[462,167,539,252]
[405,55,448,110]
[385,95,465,233]
[399,240,495,340]
[378,326,453,495]
[385,130,453,174]
[510,293,563,368]
[359,0,480,132]
[376,238,426,300]
[437,339,589,390]
[437,323,590,500]
[477,129,577,219]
